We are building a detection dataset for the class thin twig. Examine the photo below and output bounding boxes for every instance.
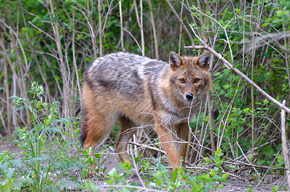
[128,141,166,154]
[129,150,146,188]
[148,0,158,59]
[281,100,290,189]
[98,0,103,56]
[254,148,282,190]
[49,0,70,118]
[87,0,97,58]
[119,1,125,52]
[236,141,259,176]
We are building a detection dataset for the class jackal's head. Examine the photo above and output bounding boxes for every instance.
[168,51,212,102]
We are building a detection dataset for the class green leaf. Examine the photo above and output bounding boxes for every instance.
[236,127,244,133]
[222,173,229,179]
[108,168,117,177]
[215,148,222,157]
[223,84,230,89]
[106,178,115,185]
[210,169,216,176]
[276,10,289,17]
[94,153,102,159]
[171,168,178,182]
[263,99,269,104]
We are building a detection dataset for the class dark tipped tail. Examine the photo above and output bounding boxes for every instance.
[80,132,87,147]
[80,110,87,147]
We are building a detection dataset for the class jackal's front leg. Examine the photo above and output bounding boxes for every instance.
[154,119,181,170]
[175,123,188,167]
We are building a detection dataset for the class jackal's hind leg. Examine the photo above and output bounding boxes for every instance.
[115,116,137,164]
[82,111,116,173]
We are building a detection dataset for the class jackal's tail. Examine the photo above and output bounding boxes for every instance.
[79,110,87,146]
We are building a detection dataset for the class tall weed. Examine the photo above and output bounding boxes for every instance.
[0,82,84,191]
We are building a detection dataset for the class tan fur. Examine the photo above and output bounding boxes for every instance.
[80,51,212,171]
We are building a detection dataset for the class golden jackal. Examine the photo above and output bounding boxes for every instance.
[80,51,212,170]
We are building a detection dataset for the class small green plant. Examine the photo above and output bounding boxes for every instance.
[149,163,170,189]
[0,151,15,191]
[247,185,253,192]
[143,148,228,191]
[271,184,279,192]
[118,161,134,176]
[85,165,136,192]
[0,82,85,191]
[105,168,127,185]
[82,147,107,177]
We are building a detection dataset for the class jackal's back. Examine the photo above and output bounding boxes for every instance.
[84,52,167,100]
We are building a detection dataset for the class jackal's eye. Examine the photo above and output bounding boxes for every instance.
[194,78,200,83]
[179,78,186,84]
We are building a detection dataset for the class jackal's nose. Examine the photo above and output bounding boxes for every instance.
[186,93,194,100]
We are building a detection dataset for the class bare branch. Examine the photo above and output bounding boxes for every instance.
[281,100,290,189]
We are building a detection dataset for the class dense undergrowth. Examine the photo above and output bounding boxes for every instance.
[1,0,290,191]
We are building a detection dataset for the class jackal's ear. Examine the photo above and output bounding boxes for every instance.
[169,51,183,70]
[196,51,210,70]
